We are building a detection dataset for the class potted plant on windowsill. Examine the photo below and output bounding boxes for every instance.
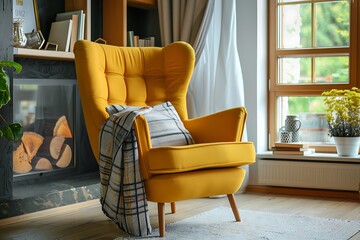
[322,88,360,157]
[0,60,23,199]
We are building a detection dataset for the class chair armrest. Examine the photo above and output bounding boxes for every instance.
[183,107,247,143]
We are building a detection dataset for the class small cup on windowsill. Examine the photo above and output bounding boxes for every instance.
[280,131,292,143]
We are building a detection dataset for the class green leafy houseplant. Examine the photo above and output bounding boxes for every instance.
[322,88,360,137]
[0,60,23,141]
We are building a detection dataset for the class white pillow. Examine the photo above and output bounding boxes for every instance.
[106,101,195,147]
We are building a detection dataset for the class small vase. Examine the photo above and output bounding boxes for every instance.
[13,20,27,48]
[333,137,360,157]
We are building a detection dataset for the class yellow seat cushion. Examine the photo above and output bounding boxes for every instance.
[147,142,255,174]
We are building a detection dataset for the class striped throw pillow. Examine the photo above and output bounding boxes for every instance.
[106,101,195,147]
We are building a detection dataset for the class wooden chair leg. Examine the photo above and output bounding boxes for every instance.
[170,202,176,214]
[158,203,165,237]
[227,193,241,221]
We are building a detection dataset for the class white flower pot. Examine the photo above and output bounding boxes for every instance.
[333,137,360,157]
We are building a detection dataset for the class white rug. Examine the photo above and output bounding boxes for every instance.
[115,206,360,240]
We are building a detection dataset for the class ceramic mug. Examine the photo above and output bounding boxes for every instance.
[280,131,292,143]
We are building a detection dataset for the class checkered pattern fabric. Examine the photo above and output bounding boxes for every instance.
[99,102,194,236]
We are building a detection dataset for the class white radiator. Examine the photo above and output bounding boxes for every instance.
[258,160,360,191]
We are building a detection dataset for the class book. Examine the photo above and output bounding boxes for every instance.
[139,39,145,47]
[56,10,84,40]
[271,146,308,151]
[134,35,139,47]
[127,31,134,47]
[127,32,155,47]
[273,148,315,156]
[69,14,79,51]
[54,14,78,52]
[82,12,86,39]
[64,0,91,40]
[273,142,310,149]
[47,19,73,52]
[146,36,155,47]
[313,145,337,153]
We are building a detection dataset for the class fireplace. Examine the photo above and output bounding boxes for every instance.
[12,78,77,180]
[0,58,99,218]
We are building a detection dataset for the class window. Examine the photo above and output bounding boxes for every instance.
[268,0,359,149]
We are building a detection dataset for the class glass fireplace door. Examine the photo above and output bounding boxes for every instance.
[13,78,76,178]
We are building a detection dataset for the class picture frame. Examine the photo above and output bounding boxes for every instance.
[25,30,45,49]
[45,42,58,51]
[13,0,41,34]
[95,38,107,45]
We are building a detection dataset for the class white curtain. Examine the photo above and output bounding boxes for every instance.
[187,0,249,191]
[158,0,249,191]
[187,0,245,119]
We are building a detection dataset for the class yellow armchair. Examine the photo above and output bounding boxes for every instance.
[74,40,256,237]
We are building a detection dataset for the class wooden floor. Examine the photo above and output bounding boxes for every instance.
[0,192,359,240]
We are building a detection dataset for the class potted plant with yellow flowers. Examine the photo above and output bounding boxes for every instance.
[322,87,360,157]
[0,60,23,199]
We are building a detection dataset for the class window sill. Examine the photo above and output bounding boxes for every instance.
[257,151,360,164]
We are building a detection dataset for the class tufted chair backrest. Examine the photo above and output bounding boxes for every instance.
[74,40,195,162]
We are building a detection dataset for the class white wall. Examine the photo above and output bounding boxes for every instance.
[236,0,268,184]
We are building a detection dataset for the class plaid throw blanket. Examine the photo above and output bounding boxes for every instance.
[99,102,194,237]
[99,107,152,237]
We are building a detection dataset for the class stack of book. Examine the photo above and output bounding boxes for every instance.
[272,142,315,156]
[47,10,86,52]
[127,31,155,47]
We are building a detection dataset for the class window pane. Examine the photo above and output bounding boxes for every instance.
[315,1,350,48]
[278,3,311,49]
[278,57,311,84]
[315,56,349,83]
[278,96,331,143]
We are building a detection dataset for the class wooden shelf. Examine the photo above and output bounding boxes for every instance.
[13,48,74,61]
[12,0,91,61]
[103,0,158,46]
[128,0,157,8]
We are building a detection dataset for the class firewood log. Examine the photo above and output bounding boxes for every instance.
[32,157,53,171]
[36,136,72,168]
[37,136,65,159]
[13,142,32,174]
[21,131,44,162]
[50,136,65,159]
[53,115,72,138]
[56,144,72,168]
[33,116,72,138]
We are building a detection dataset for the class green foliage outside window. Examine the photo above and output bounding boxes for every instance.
[289,1,350,115]
[288,96,326,114]
[299,1,349,81]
